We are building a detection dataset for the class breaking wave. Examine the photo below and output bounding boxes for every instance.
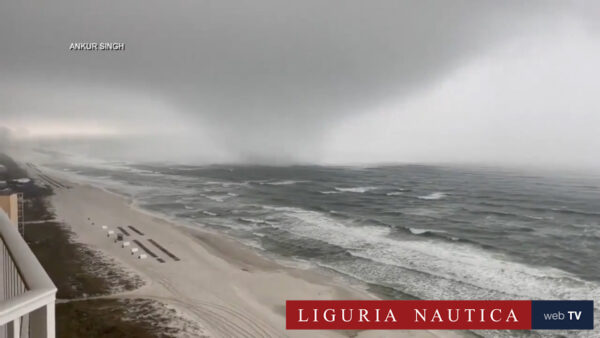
[334,186,378,193]
[262,180,307,186]
[409,228,446,235]
[417,192,447,200]
[386,191,403,196]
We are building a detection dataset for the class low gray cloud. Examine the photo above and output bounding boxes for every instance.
[0,1,598,166]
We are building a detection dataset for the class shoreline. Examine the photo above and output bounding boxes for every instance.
[41,165,376,300]
[32,164,464,338]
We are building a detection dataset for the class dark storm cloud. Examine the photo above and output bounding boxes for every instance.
[0,1,595,163]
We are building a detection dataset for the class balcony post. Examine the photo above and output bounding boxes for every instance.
[29,304,54,338]
[7,317,20,338]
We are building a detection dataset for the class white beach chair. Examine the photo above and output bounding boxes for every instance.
[131,248,139,255]
[101,225,108,230]
[107,230,115,237]
[122,241,130,248]
[138,254,148,259]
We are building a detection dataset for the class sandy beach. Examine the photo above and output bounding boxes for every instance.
[32,167,461,338]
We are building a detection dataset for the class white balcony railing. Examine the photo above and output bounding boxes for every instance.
[0,211,56,338]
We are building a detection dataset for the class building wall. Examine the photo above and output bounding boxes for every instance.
[0,194,18,226]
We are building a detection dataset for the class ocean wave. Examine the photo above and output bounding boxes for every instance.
[409,228,447,235]
[320,191,341,194]
[400,207,446,218]
[203,181,225,185]
[201,194,235,202]
[202,211,218,216]
[203,181,247,188]
[357,238,600,301]
[465,207,555,223]
[472,199,600,217]
[417,192,447,200]
[267,206,391,248]
[260,204,600,311]
[386,191,403,196]
[334,186,378,193]
[262,205,308,213]
[239,217,270,225]
[262,180,307,186]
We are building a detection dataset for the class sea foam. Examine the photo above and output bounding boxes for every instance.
[334,186,378,193]
[417,192,447,200]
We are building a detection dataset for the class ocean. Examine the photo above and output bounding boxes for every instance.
[41,156,600,337]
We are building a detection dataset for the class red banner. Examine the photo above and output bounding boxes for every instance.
[286,300,531,330]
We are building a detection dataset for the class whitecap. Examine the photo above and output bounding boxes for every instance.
[409,228,446,235]
[276,206,600,307]
[239,218,268,225]
[386,191,403,196]
[203,181,246,188]
[202,194,234,202]
[263,180,307,186]
[334,186,378,193]
[417,192,447,200]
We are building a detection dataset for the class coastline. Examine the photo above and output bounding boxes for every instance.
[32,164,464,338]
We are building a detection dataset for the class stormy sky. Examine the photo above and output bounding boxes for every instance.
[1,1,599,168]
